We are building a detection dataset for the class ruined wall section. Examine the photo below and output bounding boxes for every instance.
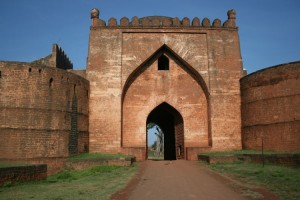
[0,61,89,160]
[32,44,73,70]
[241,61,300,151]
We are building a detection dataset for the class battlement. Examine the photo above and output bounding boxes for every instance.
[51,44,73,70]
[90,8,237,29]
[32,44,73,70]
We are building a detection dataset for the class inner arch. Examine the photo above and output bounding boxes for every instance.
[122,44,210,104]
[147,102,184,160]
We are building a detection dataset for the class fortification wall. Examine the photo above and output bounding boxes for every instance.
[0,61,89,161]
[241,61,300,151]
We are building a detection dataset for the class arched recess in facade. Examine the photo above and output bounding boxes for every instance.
[121,44,211,156]
[122,45,210,101]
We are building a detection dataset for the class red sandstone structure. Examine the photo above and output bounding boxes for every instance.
[0,8,299,173]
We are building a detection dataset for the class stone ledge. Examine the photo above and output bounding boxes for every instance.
[0,164,47,186]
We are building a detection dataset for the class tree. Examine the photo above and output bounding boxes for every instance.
[151,141,157,149]
[147,122,155,130]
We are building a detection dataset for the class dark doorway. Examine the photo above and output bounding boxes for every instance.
[147,102,184,160]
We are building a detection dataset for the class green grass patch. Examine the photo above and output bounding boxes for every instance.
[204,161,300,200]
[0,163,31,168]
[0,164,137,200]
[68,152,129,162]
[199,150,300,156]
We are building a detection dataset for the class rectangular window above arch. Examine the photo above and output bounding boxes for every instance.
[158,55,169,70]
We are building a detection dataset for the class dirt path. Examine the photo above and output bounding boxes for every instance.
[112,160,250,200]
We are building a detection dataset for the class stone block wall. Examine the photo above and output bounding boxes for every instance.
[241,61,300,151]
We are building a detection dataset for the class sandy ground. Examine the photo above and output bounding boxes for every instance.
[111,160,281,200]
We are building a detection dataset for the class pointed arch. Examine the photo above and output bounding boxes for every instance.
[147,102,184,160]
[147,102,184,127]
[121,44,210,104]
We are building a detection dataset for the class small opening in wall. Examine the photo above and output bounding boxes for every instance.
[49,78,53,87]
[158,55,169,70]
[29,68,32,72]
[86,90,89,97]
[0,71,2,78]
[38,69,42,73]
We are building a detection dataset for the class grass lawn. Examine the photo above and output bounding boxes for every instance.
[0,163,31,168]
[199,150,300,156]
[203,161,300,200]
[68,152,130,161]
[0,164,137,200]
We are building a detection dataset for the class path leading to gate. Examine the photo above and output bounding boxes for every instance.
[116,160,249,200]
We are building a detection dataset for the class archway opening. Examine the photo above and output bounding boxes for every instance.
[147,123,164,160]
[146,102,184,160]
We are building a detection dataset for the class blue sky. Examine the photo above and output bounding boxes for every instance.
[0,0,299,74]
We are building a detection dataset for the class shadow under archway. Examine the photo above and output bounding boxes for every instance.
[147,102,184,160]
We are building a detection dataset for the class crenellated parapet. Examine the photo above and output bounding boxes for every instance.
[90,8,237,29]
[50,44,73,70]
[32,44,73,70]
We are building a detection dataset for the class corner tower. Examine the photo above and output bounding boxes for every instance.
[86,8,244,160]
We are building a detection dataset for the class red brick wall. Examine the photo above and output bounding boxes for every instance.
[87,10,243,159]
[241,61,300,151]
[0,61,89,160]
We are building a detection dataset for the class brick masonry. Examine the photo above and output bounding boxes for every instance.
[0,56,89,165]
[87,9,243,160]
[240,61,300,151]
[0,8,299,166]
